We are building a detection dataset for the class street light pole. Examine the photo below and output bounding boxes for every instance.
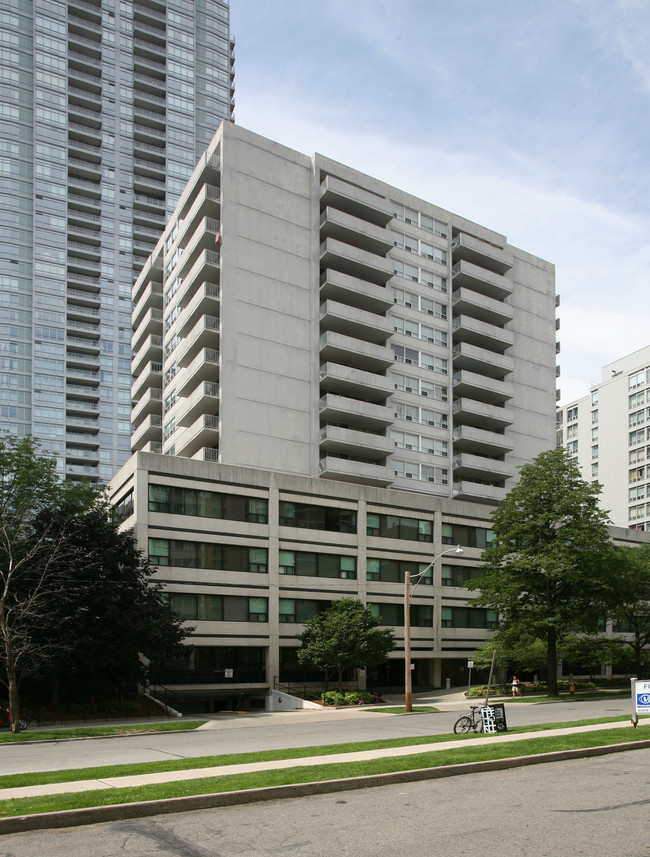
[404,545,463,713]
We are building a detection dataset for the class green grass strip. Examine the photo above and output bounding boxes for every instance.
[0,720,206,744]
[0,727,647,818]
[0,715,645,791]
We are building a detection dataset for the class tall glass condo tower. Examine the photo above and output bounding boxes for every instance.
[0,0,234,481]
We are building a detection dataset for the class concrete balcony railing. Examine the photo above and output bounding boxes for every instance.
[319,361,393,404]
[320,238,393,287]
[132,306,164,352]
[452,452,513,481]
[452,424,514,456]
[131,413,163,451]
[452,287,513,327]
[452,342,514,380]
[175,348,219,397]
[132,334,163,378]
[319,299,392,345]
[452,480,507,505]
[319,424,393,460]
[320,268,393,315]
[318,455,392,487]
[319,175,392,226]
[451,260,512,301]
[451,232,513,275]
[320,207,394,256]
[132,280,163,329]
[319,331,394,374]
[452,398,514,430]
[319,393,394,431]
[452,370,514,406]
[131,386,162,424]
[131,361,163,401]
[452,315,514,353]
[174,414,220,459]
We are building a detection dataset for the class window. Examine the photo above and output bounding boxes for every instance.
[629,371,645,390]
[148,539,268,573]
[591,427,599,441]
[442,523,494,549]
[629,409,645,427]
[566,424,578,439]
[629,485,646,502]
[441,606,498,628]
[567,406,578,422]
[441,565,483,587]
[164,593,267,623]
[566,440,578,455]
[393,460,448,484]
[591,444,598,459]
[591,409,598,424]
[279,501,357,533]
[278,598,331,624]
[591,463,598,478]
[366,513,432,542]
[629,466,645,482]
[630,429,646,447]
[591,390,599,405]
[279,551,357,579]
[148,485,268,524]
[366,558,432,584]
[368,602,403,627]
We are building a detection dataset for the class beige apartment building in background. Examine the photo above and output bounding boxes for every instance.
[557,345,650,530]
[110,122,562,711]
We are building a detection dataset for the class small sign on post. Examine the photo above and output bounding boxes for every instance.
[634,679,650,717]
[224,668,233,679]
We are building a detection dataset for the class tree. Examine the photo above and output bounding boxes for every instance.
[0,434,91,730]
[297,599,394,690]
[28,498,187,703]
[471,448,615,696]
[0,434,187,730]
[608,544,650,676]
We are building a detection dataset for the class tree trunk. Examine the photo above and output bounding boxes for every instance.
[547,630,558,696]
[338,667,343,693]
[6,655,22,734]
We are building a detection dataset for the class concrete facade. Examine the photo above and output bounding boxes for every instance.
[557,345,650,529]
[131,123,559,504]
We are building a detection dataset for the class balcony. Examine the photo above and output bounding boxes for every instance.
[319,425,393,460]
[175,381,219,428]
[320,175,392,226]
[173,250,220,299]
[319,362,393,404]
[452,398,514,430]
[174,414,219,459]
[319,268,393,315]
[319,393,393,430]
[452,424,514,456]
[452,315,514,353]
[452,453,513,481]
[131,413,163,451]
[132,334,163,377]
[168,282,220,337]
[319,299,391,345]
[320,238,392,286]
[175,348,220,397]
[131,361,163,401]
[174,316,220,368]
[132,306,163,352]
[319,331,394,374]
[451,232,512,275]
[452,370,514,405]
[451,260,512,301]
[319,456,392,487]
[168,222,220,283]
[452,287,513,327]
[320,207,393,256]
[452,342,514,380]
[452,480,506,504]
[132,281,163,330]
[131,386,162,423]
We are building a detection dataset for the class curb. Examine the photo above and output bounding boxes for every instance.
[1,738,649,835]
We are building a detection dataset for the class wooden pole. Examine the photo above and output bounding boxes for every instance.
[404,572,412,712]
[485,649,496,708]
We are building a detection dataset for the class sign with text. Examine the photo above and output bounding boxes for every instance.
[635,679,650,714]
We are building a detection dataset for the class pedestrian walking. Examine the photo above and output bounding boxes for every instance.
[511,675,522,697]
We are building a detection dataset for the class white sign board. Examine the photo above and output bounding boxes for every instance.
[224,668,233,678]
[467,660,474,669]
[635,679,650,714]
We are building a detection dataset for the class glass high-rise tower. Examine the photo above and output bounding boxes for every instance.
[0,0,234,482]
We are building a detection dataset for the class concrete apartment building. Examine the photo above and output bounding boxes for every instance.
[557,345,650,530]
[110,121,561,711]
[0,0,234,482]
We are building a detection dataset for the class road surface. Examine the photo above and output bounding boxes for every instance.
[3,748,649,856]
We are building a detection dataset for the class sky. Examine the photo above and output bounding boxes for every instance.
[229,0,650,405]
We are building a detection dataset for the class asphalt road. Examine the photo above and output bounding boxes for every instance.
[3,748,649,856]
[0,695,636,777]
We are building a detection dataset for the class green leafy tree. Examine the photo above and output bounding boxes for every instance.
[471,448,615,696]
[0,435,92,730]
[608,545,650,676]
[297,598,394,691]
[29,498,187,703]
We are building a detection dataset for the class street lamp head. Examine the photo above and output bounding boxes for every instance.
[454,545,463,555]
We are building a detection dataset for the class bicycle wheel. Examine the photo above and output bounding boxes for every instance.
[453,715,473,734]
[472,718,483,733]
[17,718,27,731]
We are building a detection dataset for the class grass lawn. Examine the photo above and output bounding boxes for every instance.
[0,720,207,743]
[0,723,647,818]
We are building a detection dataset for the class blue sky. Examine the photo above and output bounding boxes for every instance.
[230,0,650,404]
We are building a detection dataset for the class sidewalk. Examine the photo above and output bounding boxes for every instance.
[0,716,644,801]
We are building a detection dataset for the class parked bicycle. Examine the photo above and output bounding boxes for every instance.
[453,705,484,734]
[0,706,27,731]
